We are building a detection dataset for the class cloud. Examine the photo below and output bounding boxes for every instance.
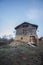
[26,9,43,20]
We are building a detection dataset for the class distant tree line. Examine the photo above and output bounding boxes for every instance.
[0,37,14,46]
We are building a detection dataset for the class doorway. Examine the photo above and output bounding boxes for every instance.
[29,36,37,43]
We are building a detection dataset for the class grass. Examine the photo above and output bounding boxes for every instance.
[0,43,42,65]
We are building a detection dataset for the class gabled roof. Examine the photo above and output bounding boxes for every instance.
[15,22,38,29]
[39,37,43,40]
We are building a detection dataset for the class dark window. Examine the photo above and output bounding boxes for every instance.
[23,29,27,35]
[21,37,23,40]
[23,24,28,27]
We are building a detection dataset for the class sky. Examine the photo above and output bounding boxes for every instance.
[0,0,43,38]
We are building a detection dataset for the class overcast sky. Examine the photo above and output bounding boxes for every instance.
[0,0,43,38]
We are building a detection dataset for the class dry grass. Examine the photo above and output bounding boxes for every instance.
[0,43,42,65]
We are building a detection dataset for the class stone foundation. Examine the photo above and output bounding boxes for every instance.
[15,35,39,44]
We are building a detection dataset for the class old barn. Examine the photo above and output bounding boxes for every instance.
[15,22,39,45]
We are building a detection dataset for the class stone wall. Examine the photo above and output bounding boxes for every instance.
[15,35,38,43]
[15,24,38,44]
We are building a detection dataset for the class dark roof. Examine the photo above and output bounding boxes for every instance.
[39,37,43,40]
[15,22,38,29]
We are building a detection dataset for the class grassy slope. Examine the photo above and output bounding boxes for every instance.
[0,44,42,65]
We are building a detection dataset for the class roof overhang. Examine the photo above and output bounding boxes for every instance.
[15,22,38,30]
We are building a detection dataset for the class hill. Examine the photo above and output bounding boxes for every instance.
[0,43,42,65]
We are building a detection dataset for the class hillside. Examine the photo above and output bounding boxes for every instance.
[0,43,42,65]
